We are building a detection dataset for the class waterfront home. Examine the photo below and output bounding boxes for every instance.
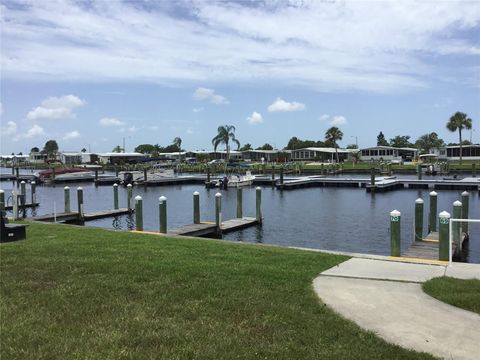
[433,144,480,161]
[291,147,356,162]
[242,150,292,162]
[59,152,99,165]
[359,146,418,162]
[97,152,147,165]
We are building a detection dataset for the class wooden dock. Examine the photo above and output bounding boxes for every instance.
[135,217,259,237]
[402,231,467,261]
[30,208,132,223]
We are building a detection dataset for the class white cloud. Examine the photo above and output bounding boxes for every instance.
[1,121,17,136]
[268,98,306,112]
[193,107,204,113]
[26,95,85,121]
[99,117,125,127]
[0,103,3,116]
[63,130,80,140]
[150,125,159,131]
[193,88,229,104]
[186,127,194,134]
[14,124,46,141]
[1,1,479,92]
[128,126,136,132]
[330,116,347,126]
[247,111,263,125]
[319,114,330,121]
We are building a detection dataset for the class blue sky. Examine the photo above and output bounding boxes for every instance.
[1,0,479,153]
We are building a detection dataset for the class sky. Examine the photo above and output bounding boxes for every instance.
[1,0,479,154]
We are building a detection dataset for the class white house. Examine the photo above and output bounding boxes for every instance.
[360,146,418,162]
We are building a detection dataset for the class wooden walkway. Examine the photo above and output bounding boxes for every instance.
[402,232,465,261]
[30,208,131,222]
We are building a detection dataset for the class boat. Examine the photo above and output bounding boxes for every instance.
[213,171,255,189]
[120,168,175,185]
[34,167,94,182]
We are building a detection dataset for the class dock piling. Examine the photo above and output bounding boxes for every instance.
[428,191,437,232]
[461,191,469,235]
[64,186,71,213]
[414,198,424,242]
[472,163,476,177]
[144,168,147,182]
[280,166,284,185]
[20,181,26,208]
[256,187,262,223]
[452,201,462,250]
[236,187,243,218]
[0,189,4,214]
[215,192,222,232]
[159,196,167,233]
[127,184,132,211]
[193,192,200,224]
[438,211,450,261]
[417,164,422,180]
[12,190,18,220]
[390,209,401,256]
[77,187,84,222]
[31,181,36,205]
[135,195,143,231]
[113,184,119,210]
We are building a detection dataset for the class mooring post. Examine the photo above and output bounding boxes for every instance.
[472,163,476,177]
[256,186,262,223]
[127,183,132,212]
[414,198,424,242]
[144,168,147,182]
[64,186,71,213]
[280,166,284,185]
[438,211,450,261]
[321,163,324,175]
[461,191,469,235]
[271,165,275,180]
[236,187,243,218]
[193,191,200,224]
[159,196,167,233]
[390,209,401,256]
[207,166,211,183]
[77,187,84,222]
[417,164,422,180]
[94,170,98,181]
[113,183,119,210]
[52,167,55,181]
[0,189,4,214]
[15,167,19,179]
[12,190,18,220]
[428,191,437,232]
[215,192,222,233]
[452,200,462,250]
[115,165,119,177]
[31,181,36,205]
[135,195,143,231]
[20,181,26,208]
[11,166,14,175]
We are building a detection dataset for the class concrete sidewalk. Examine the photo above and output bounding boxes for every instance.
[314,258,480,360]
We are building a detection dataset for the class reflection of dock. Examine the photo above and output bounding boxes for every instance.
[30,208,131,223]
[133,217,259,237]
[402,232,467,261]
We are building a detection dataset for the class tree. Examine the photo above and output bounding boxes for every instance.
[446,112,473,164]
[212,125,240,163]
[112,145,123,153]
[415,132,445,154]
[135,144,157,154]
[30,147,40,153]
[172,137,182,162]
[285,137,325,150]
[377,131,389,146]
[256,143,273,150]
[390,135,413,148]
[325,126,343,163]
[346,144,358,149]
[81,148,87,153]
[43,140,59,159]
[239,143,253,151]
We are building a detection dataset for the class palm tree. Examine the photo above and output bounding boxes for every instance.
[211,125,240,163]
[325,126,344,163]
[446,112,472,164]
[172,137,182,162]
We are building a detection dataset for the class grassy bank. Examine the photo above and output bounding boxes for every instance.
[423,277,480,315]
[1,223,434,359]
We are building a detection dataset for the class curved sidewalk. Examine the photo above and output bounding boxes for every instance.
[314,258,480,360]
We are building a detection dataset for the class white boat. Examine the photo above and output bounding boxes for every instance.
[215,171,255,188]
[120,168,175,184]
[52,170,95,182]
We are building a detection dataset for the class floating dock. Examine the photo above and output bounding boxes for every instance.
[30,208,131,223]
[402,231,467,261]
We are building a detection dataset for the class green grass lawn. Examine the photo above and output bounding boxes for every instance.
[423,277,480,315]
[0,222,435,359]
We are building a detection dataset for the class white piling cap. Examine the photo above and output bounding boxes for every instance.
[439,211,450,218]
[215,192,222,197]
[256,186,261,190]
[135,195,142,201]
[429,191,437,196]
[113,183,118,187]
[462,191,469,196]
[31,181,35,185]
[193,191,199,196]
[77,186,82,190]
[127,183,132,188]
[20,181,25,184]
[64,186,70,190]
[390,209,401,217]
[453,200,462,207]
[0,189,4,194]
[159,195,167,202]
[415,198,424,204]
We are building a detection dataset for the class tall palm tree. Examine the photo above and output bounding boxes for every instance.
[325,126,344,163]
[172,137,182,162]
[446,112,472,164]
[211,125,240,163]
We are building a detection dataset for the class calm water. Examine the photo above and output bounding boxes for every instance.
[2,171,479,263]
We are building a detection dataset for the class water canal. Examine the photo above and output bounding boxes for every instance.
[2,173,479,263]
